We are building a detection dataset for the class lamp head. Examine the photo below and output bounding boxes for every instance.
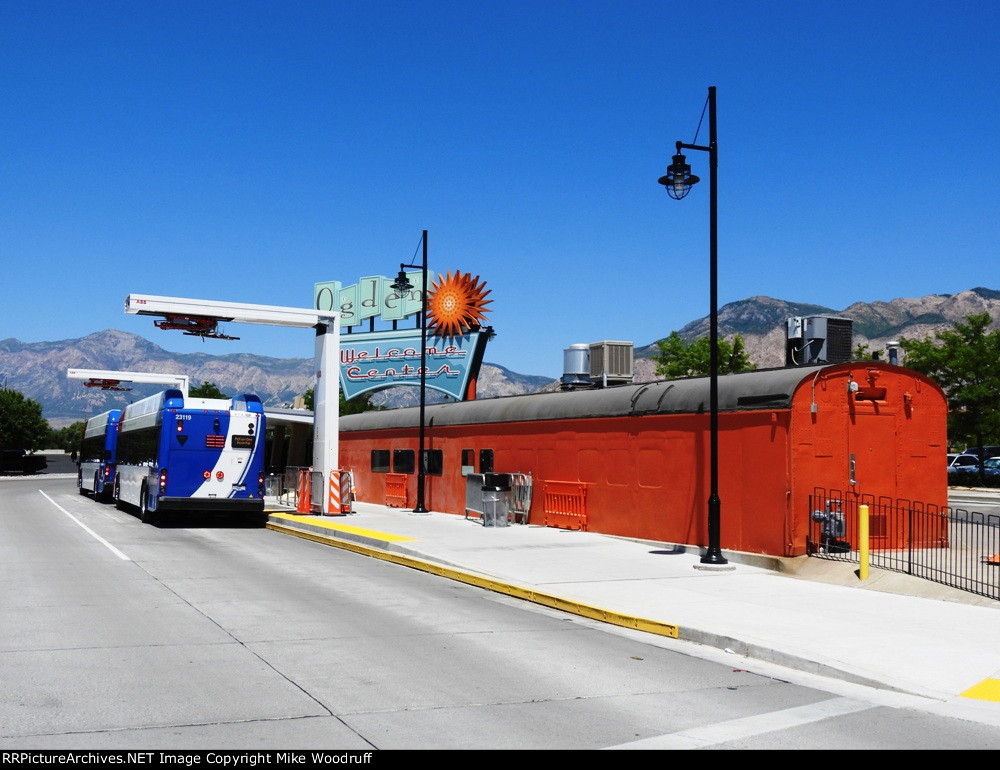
[658,151,700,200]
[391,266,413,295]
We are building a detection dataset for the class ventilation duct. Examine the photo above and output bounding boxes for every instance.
[561,344,591,389]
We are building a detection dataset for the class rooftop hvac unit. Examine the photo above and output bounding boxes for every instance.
[561,344,591,389]
[589,341,634,386]
[786,316,853,366]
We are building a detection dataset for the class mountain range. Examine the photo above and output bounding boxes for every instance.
[2,287,997,428]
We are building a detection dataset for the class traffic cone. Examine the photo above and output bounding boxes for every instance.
[296,469,311,514]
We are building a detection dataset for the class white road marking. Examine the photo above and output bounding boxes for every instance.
[604,696,875,749]
[39,490,131,561]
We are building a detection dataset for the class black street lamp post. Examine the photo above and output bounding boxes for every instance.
[391,230,430,514]
[658,86,727,566]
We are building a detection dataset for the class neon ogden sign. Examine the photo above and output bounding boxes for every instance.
[315,278,485,401]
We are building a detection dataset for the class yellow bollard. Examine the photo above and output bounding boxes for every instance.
[859,504,869,581]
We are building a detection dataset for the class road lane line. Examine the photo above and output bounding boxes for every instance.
[39,490,131,561]
[603,696,875,749]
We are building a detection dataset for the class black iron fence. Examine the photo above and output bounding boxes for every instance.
[807,487,1000,601]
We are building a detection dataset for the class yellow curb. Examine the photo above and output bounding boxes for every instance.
[268,511,416,542]
[266,520,679,640]
[961,677,1000,702]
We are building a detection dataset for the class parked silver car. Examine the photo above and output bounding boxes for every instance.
[947,453,981,474]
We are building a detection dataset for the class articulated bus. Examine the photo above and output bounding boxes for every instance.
[77,409,122,502]
[113,389,267,523]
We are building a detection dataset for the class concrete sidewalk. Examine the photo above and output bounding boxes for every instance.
[263,498,1000,716]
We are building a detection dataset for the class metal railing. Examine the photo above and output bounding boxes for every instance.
[276,466,306,507]
[509,473,533,524]
[807,487,1000,601]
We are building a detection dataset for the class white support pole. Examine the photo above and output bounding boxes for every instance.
[312,316,341,514]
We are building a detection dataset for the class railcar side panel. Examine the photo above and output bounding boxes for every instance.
[339,362,948,558]
[341,409,795,554]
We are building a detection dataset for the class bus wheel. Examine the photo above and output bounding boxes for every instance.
[139,486,156,525]
[78,472,87,495]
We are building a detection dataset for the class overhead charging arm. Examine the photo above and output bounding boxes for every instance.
[125,294,333,328]
[67,368,191,397]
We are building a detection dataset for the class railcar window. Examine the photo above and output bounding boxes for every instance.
[461,449,475,476]
[854,387,888,401]
[423,449,443,476]
[371,449,390,473]
[393,449,415,474]
[479,449,494,473]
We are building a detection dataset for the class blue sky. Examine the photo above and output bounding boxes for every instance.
[2,1,998,379]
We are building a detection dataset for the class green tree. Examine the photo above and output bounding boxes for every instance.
[652,332,756,378]
[900,312,1000,458]
[0,389,50,450]
[189,381,228,398]
[302,388,383,415]
[49,421,85,452]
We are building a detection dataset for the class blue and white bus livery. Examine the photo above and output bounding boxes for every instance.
[113,389,266,523]
[77,409,122,502]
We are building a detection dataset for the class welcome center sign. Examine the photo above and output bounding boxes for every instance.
[314,272,491,401]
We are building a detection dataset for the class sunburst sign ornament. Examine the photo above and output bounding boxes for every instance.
[426,271,492,337]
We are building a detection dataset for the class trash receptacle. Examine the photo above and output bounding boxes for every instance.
[481,484,510,527]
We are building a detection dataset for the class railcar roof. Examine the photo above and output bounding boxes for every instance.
[340,364,842,431]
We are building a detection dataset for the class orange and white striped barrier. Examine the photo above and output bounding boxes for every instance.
[325,469,354,515]
[327,470,340,516]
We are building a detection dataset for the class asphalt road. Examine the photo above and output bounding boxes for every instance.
[2,476,1000,750]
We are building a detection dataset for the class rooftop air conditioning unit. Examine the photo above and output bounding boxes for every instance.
[786,316,853,366]
[589,341,634,387]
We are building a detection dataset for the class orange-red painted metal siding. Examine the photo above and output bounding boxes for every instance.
[338,362,948,558]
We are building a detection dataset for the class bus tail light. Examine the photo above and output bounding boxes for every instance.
[257,472,265,497]
[159,469,167,492]
[216,471,224,480]
[203,470,211,480]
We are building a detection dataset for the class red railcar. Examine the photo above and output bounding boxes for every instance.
[337,361,948,557]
